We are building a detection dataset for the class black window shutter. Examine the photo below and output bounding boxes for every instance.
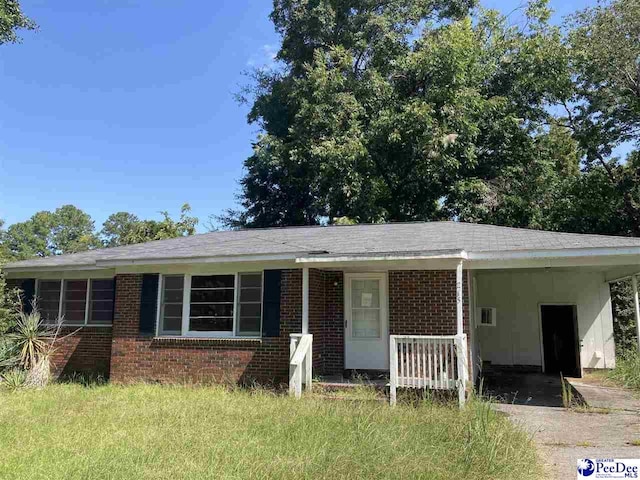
[20,279,36,314]
[262,270,282,337]
[111,276,117,322]
[139,274,159,335]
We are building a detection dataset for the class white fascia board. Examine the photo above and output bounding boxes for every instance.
[3,264,106,274]
[95,253,299,267]
[296,251,468,264]
[468,246,640,261]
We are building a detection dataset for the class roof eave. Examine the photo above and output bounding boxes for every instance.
[467,246,640,261]
[295,250,468,264]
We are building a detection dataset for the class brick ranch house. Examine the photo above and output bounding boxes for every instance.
[4,222,640,397]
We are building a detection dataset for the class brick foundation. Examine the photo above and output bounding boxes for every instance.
[50,327,112,377]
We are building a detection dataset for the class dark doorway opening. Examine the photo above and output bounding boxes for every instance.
[541,305,580,377]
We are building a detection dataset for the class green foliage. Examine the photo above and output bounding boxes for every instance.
[611,280,638,354]
[0,221,18,334]
[0,384,541,479]
[0,0,36,45]
[100,204,198,247]
[100,212,141,247]
[6,309,55,370]
[0,204,198,258]
[608,349,640,392]
[0,368,26,391]
[225,0,574,228]
[564,0,640,234]
[4,205,99,259]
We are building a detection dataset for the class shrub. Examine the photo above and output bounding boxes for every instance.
[7,309,56,370]
[609,349,640,392]
[0,368,26,391]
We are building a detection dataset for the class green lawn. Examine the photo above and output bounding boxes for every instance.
[0,384,540,479]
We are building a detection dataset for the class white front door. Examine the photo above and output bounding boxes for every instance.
[344,273,389,370]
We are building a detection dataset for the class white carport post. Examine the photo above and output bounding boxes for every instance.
[302,267,312,391]
[455,260,467,408]
[633,275,640,353]
[456,261,464,336]
[302,267,309,334]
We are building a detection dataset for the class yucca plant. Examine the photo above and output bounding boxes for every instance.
[4,305,75,388]
[7,309,56,371]
[0,339,19,370]
[1,368,27,391]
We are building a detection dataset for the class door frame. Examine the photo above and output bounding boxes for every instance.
[343,272,389,371]
[538,303,580,375]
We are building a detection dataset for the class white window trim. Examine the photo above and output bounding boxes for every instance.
[156,272,263,339]
[35,278,114,327]
[477,307,497,327]
[236,271,264,338]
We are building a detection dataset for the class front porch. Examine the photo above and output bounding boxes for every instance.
[289,262,470,405]
[287,260,639,407]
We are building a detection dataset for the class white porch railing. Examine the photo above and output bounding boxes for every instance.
[389,334,468,407]
[289,333,313,398]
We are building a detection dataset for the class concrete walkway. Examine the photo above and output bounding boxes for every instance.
[490,375,640,479]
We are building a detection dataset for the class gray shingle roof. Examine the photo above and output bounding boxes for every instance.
[5,221,640,270]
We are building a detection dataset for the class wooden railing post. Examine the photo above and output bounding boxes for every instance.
[304,335,313,392]
[289,333,313,398]
[455,334,467,408]
[289,335,299,397]
[389,335,397,406]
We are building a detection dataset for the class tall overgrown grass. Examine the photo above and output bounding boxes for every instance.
[0,384,541,480]
[609,350,640,392]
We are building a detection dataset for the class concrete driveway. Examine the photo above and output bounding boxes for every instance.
[484,372,640,479]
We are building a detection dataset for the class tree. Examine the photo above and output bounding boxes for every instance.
[100,204,198,246]
[224,0,574,228]
[565,0,640,234]
[100,212,141,247]
[0,0,36,44]
[4,205,99,259]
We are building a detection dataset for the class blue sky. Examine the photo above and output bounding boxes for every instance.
[0,0,598,232]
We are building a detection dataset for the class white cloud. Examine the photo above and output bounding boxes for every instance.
[246,44,279,70]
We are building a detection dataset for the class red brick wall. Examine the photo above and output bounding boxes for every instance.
[6,278,112,378]
[388,270,471,374]
[50,327,112,377]
[308,270,344,376]
[322,271,344,375]
[388,270,469,335]
[109,270,302,385]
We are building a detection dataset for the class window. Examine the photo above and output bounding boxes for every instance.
[159,275,184,335]
[89,279,115,325]
[350,279,381,338]
[189,275,235,333]
[157,272,263,338]
[478,307,496,327]
[38,280,61,323]
[237,273,262,336]
[36,278,114,326]
[62,280,88,324]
